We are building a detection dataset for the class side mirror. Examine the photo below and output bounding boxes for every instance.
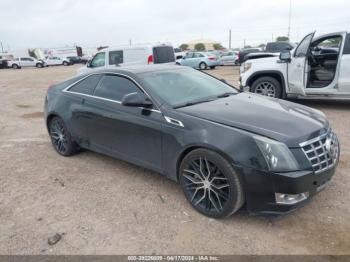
[86,60,91,67]
[279,50,291,63]
[121,92,153,108]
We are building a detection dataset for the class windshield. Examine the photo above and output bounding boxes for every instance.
[140,68,237,107]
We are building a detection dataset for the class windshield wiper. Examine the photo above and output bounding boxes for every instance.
[216,92,236,98]
[173,99,214,109]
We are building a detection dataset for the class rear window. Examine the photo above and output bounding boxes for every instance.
[153,46,175,64]
[266,42,292,52]
[69,75,102,95]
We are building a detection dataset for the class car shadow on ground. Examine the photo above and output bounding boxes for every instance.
[80,149,301,225]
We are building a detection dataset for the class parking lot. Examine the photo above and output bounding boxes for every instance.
[0,65,349,255]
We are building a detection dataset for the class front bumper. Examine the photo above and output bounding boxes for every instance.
[235,165,337,215]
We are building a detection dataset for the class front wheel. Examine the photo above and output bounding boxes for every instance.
[63,61,69,66]
[179,149,245,218]
[199,62,207,70]
[251,76,282,98]
[36,63,43,68]
[12,64,20,69]
[48,117,79,156]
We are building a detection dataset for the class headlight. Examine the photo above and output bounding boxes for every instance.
[241,62,252,73]
[254,135,299,172]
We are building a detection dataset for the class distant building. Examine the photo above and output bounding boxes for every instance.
[185,39,221,51]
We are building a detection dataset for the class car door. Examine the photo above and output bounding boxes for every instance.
[84,73,163,171]
[29,58,36,66]
[181,52,194,66]
[192,52,204,67]
[287,32,315,95]
[46,57,54,66]
[338,33,350,93]
[20,58,30,67]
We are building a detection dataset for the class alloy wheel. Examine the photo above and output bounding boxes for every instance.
[255,81,276,97]
[182,157,230,214]
[49,119,68,154]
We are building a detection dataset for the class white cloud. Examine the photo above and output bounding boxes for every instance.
[0,0,349,50]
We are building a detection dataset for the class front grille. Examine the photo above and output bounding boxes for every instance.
[300,130,339,174]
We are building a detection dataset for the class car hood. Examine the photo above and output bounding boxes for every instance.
[177,93,329,147]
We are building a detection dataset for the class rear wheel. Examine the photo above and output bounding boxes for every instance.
[179,149,244,218]
[251,76,282,98]
[199,62,207,70]
[210,66,216,69]
[48,117,79,156]
[12,64,19,69]
[63,61,69,66]
[36,63,43,68]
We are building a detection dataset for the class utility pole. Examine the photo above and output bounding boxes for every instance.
[243,39,246,48]
[0,42,3,53]
[229,29,232,49]
[129,39,132,46]
[287,0,292,39]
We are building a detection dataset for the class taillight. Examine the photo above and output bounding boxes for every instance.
[208,56,216,61]
[147,55,153,64]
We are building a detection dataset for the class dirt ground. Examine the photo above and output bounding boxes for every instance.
[0,65,349,255]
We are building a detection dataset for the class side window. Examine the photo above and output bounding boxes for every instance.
[185,52,193,58]
[90,52,106,67]
[194,53,203,58]
[344,34,350,55]
[69,75,102,95]
[94,75,142,101]
[295,33,314,58]
[109,50,123,65]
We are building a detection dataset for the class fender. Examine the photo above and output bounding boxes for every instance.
[245,70,288,99]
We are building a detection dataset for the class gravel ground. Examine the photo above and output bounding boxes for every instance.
[0,65,349,255]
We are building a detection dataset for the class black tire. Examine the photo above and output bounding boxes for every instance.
[210,66,216,69]
[36,63,43,68]
[251,76,282,98]
[199,62,207,70]
[179,149,245,218]
[48,117,79,156]
[63,61,69,66]
[12,64,19,69]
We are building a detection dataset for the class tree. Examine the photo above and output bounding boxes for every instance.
[244,45,252,48]
[276,36,289,42]
[179,43,189,50]
[213,43,224,50]
[194,43,206,51]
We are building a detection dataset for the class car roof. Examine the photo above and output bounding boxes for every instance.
[97,44,173,53]
[81,64,185,76]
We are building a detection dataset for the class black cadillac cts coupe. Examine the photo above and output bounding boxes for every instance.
[44,65,339,218]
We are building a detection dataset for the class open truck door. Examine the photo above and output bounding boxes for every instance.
[287,32,315,96]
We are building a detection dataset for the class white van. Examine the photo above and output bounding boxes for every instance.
[77,44,175,75]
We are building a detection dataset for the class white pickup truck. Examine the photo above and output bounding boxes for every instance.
[240,31,350,100]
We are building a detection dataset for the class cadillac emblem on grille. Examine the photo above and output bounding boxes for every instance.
[300,130,339,174]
